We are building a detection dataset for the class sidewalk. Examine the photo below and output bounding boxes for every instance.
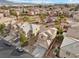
[23,44,46,58]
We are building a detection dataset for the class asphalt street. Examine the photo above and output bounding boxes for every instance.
[0,39,34,58]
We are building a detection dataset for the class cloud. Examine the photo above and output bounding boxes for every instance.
[7,0,30,3]
[7,0,53,3]
[31,0,52,3]
[7,0,79,4]
[69,0,79,3]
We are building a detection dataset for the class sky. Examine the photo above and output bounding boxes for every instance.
[7,0,79,4]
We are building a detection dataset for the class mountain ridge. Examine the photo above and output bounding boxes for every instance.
[0,0,53,6]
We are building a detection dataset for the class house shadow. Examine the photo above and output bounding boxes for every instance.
[0,39,15,51]
[0,39,27,57]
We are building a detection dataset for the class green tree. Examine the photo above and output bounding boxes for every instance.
[22,16,35,23]
[55,14,67,25]
[19,9,28,16]
[0,23,5,35]
[19,32,28,47]
[53,25,64,57]
[38,5,42,8]
[38,13,47,22]
[1,5,8,10]
[9,9,17,16]
[9,9,19,21]
[56,25,63,35]
[23,16,30,22]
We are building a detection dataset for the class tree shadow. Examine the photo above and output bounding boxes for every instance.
[0,39,15,51]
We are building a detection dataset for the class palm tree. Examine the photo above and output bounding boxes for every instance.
[43,26,64,57]
[44,15,65,57]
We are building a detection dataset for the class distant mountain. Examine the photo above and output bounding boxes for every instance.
[0,0,8,3]
[0,0,15,5]
[0,0,37,6]
[0,0,53,6]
